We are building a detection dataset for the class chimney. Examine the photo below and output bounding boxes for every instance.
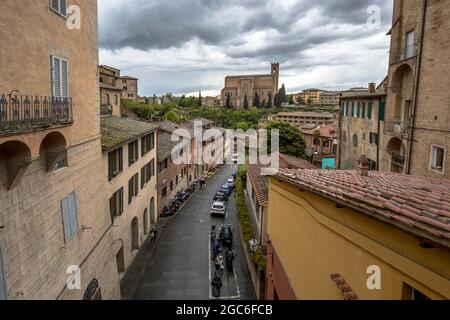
[357,155,370,176]
[368,83,376,93]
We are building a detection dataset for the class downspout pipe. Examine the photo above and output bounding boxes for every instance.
[407,0,428,174]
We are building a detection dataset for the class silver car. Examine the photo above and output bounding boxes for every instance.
[211,201,227,217]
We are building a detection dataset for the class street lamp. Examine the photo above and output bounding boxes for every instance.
[249,238,260,257]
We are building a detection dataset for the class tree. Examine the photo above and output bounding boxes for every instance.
[289,94,295,105]
[266,121,307,159]
[236,122,249,131]
[313,129,321,146]
[275,84,287,108]
[254,92,260,108]
[225,92,231,108]
[198,90,202,107]
[296,95,305,105]
[243,94,249,109]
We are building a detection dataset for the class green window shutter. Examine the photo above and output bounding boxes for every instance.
[351,102,355,117]
[128,143,132,166]
[357,102,361,117]
[135,141,139,162]
[379,101,385,121]
[368,102,373,120]
[141,167,145,189]
[108,152,113,181]
[0,241,7,300]
[362,103,366,119]
[135,174,139,194]
[119,188,124,215]
[109,196,114,222]
[119,147,123,172]
[128,179,132,204]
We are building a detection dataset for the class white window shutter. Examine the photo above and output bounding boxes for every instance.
[61,60,68,98]
[61,197,71,241]
[52,57,61,97]
[68,192,79,236]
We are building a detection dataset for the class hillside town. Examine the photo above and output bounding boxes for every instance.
[0,0,449,302]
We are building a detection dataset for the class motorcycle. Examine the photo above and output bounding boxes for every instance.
[226,249,235,272]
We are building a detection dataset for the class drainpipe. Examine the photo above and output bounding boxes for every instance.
[377,98,381,171]
[407,0,427,174]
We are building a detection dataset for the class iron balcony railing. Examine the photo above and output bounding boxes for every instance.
[0,94,73,135]
[385,121,409,135]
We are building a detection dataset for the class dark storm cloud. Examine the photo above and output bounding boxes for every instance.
[99,0,392,52]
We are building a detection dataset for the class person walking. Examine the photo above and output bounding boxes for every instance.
[150,227,158,245]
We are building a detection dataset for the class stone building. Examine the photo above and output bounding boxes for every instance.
[99,65,139,103]
[338,83,387,170]
[101,117,158,278]
[320,91,341,106]
[119,76,139,101]
[99,65,122,117]
[221,63,279,109]
[266,168,450,300]
[0,1,120,300]
[293,89,325,105]
[271,111,336,129]
[381,0,450,179]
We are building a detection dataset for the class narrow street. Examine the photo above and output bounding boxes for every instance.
[120,165,257,300]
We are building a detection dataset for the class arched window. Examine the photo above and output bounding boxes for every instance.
[83,279,102,300]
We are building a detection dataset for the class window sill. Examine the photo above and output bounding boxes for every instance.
[430,167,444,174]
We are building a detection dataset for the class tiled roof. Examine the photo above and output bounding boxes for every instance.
[275,169,450,248]
[158,132,179,160]
[278,152,316,170]
[330,274,358,300]
[101,117,158,151]
[247,153,315,207]
[247,164,269,207]
[302,124,337,139]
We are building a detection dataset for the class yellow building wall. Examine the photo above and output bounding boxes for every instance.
[267,177,450,300]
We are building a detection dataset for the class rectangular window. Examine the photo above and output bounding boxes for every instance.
[50,0,67,17]
[128,140,139,166]
[345,102,349,116]
[367,102,373,120]
[406,31,415,59]
[370,133,379,146]
[430,145,445,173]
[362,102,366,119]
[0,241,7,300]
[170,181,174,191]
[352,102,356,117]
[141,133,155,156]
[150,159,155,177]
[61,192,79,242]
[357,102,361,118]
[379,101,385,121]
[109,188,124,221]
[402,283,430,300]
[108,148,123,181]
[51,56,69,98]
[162,187,167,198]
[128,174,139,204]
[352,134,358,148]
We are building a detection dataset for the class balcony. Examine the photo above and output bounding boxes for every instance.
[391,151,405,168]
[0,94,73,136]
[385,121,409,136]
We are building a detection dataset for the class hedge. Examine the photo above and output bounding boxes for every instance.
[235,166,267,271]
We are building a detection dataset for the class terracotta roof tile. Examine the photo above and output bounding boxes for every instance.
[275,169,450,248]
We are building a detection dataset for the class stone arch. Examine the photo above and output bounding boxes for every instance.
[39,131,68,172]
[0,140,32,190]
[387,137,406,173]
[131,217,139,250]
[390,63,414,122]
[150,197,156,224]
[143,208,149,235]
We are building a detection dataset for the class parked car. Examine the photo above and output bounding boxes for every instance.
[214,190,229,202]
[220,184,232,196]
[220,224,233,247]
[211,201,227,217]
[226,178,235,189]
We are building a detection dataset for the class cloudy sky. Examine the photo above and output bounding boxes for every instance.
[98,0,393,97]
